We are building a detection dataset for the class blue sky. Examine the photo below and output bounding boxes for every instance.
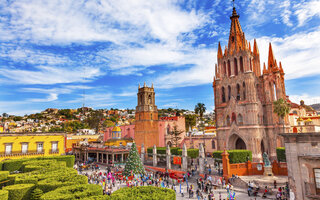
[0,0,320,116]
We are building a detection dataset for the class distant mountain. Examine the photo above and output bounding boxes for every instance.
[310,104,320,111]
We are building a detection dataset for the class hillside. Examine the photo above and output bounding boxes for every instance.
[310,103,320,111]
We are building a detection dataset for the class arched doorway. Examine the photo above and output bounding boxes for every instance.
[167,141,172,147]
[228,134,247,150]
[235,138,246,149]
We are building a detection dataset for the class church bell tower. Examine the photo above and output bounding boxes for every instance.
[135,83,159,149]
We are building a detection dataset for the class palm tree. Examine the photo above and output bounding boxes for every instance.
[194,103,206,120]
[273,98,290,134]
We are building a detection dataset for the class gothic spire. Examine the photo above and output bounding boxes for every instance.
[253,39,259,55]
[268,43,275,69]
[217,42,223,59]
[228,6,245,54]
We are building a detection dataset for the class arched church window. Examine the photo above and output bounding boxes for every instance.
[224,62,226,76]
[234,58,238,76]
[228,85,231,101]
[249,58,252,71]
[243,82,246,100]
[226,115,231,126]
[148,95,152,104]
[236,84,240,100]
[222,87,226,103]
[273,83,277,100]
[240,56,244,72]
[212,140,216,149]
[151,113,152,120]
[269,82,273,101]
[167,125,170,135]
[228,60,231,77]
[140,94,143,105]
[232,112,236,123]
[238,114,243,125]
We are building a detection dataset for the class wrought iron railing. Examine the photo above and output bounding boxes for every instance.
[0,150,45,157]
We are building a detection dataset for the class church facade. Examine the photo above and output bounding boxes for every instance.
[213,7,288,161]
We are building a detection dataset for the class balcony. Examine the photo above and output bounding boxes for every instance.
[305,182,320,199]
[49,149,59,154]
[0,150,45,158]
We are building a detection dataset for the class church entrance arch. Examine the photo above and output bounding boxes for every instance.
[228,134,247,150]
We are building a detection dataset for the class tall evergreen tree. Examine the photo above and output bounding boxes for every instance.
[123,142,145,176]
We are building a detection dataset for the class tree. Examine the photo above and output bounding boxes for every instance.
[194,103,206,119]
[185,114,196,131]
[273,98,290,134]
[123,142,145,176]
[103,120,115,128]
[85,110,103,134]
[168,125,183,147]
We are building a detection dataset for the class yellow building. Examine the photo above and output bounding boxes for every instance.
[105,126,133,147]
[0,132,65,162]
[65,134,100,152]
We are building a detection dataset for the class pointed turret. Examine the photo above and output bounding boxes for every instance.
[248,42,251,52]
[151,83,154,88]
[263,62,268,75]
[138,83,140,89]
[279,62,284,74]
[268,43,275,70]
[144,82,146,87]
[253,39,259,55]
[217,42,223,59]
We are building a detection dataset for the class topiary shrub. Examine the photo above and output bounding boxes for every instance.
[40,184,103,200]
[85,196,110,200]
[30,188,43,200]
[3,184,35,200]
[0,171,9,182]
[212,150,252,164]
[177,148,199,158]
[276,147,286,162]
[0,190,9,200]
[111,186,175,200]
[170,147,180,155]
[2,156,75,172]
[38,174,88,193]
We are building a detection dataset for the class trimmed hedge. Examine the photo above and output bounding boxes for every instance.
[147,147,181,155]
[276,147,286,162]
[38,174,88,193]
[177,148,199,158]
[1,155,75,172]
[40,184,103,200]
[111,186,175,200]
[3,184,35,200]
[212,150,252,164]
[85,196,110,200]
[170,147,180,155]
[0,171,9,182]
[0,190,8,200]
[9,168,78,185]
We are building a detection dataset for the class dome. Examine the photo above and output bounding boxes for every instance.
[112,126,121,132]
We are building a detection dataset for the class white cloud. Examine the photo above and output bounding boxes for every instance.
[1,0,206,45]
[288,94,320,105]
[252,28,320,80]
[280,0,293,27]
[0,65,103,85]
[294,0,320,26]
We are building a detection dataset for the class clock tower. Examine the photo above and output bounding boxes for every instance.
[135,83,160,149]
